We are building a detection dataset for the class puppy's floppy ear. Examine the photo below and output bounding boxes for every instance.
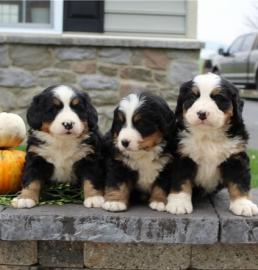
[222,79,243,123]
[157,102,175,136]
[27,94,44,130]
[81,92,98,131]
[111,107,120,135]
[175,80,193,119]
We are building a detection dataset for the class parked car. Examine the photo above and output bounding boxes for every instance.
[211,33,258,89]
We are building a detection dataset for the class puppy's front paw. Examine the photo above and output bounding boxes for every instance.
[84,196,104,208]
[149,201,166,212]
[166,193,193,214]
[230,198,258,216]
[102,201,127,212]
[11,197,37,209]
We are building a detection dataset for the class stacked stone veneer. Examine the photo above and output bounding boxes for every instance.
[0,38,200,132]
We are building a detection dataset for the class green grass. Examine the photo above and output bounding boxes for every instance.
[248,149,258,188]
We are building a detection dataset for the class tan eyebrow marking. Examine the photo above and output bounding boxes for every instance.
[133,113,141,122]
[211,87,222,95]
[117,111,124,121]
[53,98,62,106]
[71,97,80,106]
[192,86,200,95]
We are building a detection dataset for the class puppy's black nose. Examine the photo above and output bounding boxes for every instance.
[197,111,207,121]
[62,122,74,130]
[121,139,130,148]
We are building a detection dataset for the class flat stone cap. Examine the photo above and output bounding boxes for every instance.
[1,189,257,244]
[0,198,217,244]
[0,33,203,49]
[211,189,258,243]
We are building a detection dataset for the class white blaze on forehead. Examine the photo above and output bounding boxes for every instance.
[53,85,75,104]
[119,93,144,127]
[49,85,83,136]
[193,73,221,96]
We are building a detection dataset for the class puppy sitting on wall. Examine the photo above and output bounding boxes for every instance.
[103,92,175,212]
[166,73,258,216]
[12,85,104,208]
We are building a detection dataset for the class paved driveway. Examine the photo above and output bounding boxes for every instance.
[243,100,258,149]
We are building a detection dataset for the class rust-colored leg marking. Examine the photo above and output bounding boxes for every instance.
[228,182,249,201]
[150,185,167,204]
[83,180,103,199]
[169,180,192,195]
[20,180,41,203]
[104,183,130,205]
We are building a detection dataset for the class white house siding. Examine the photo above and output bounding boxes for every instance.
[104,0,194,37]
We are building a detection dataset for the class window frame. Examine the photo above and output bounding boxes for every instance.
[0,0,63,34]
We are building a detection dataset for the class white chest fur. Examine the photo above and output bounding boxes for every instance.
[120,145,170,192]
[179,128,245,192]
[29,131,93,183]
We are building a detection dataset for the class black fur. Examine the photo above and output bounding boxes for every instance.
[23,85,104,194]
[171,76,250,197]
[104,92,176,207]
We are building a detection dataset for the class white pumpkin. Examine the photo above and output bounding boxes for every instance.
[0,112,26,148]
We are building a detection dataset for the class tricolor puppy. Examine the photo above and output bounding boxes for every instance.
[166,73,258,216]
[103,92,175,212]
[12,85,104,209]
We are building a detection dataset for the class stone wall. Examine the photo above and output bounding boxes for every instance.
[0,35,200,132]
[1,241,258,269]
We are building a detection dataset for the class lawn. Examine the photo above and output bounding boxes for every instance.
[248,149,258,188]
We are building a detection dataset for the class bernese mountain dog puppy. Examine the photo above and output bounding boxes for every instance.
[12,85,104,209]
[166,73,258,216]
[103,92,175,212]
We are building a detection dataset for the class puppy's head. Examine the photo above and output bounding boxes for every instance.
[111,92,174,152]
[27,85,98,136]
[176,73,243,129]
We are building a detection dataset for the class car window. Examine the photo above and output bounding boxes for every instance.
[239,34,256,52]
[229,36,244,54]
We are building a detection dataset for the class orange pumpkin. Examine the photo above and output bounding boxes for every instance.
[0,149,25,194]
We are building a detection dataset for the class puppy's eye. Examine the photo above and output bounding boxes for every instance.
[211,94,228,103]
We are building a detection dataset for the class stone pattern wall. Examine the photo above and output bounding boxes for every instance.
[0,241,258,269]
[0,44,199,132]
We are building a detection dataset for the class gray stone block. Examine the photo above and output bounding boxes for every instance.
[84,242,191,270]
[0,68,35,88]
[99,48,132,65]
[211,188,258,243]
[0,46,10,67]
[0,89,17,110]
[37,68,76,87]
[54,47,96,60]
[10,45,52,70]
[38,241,83,268]
[0,200,218,244]
[89,90,119,106]
[167,60,198,86]
[79,75,118,90]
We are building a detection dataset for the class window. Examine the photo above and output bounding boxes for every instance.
[240,34,256,52]
[229,36,244,54]
[0,0,63,33]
